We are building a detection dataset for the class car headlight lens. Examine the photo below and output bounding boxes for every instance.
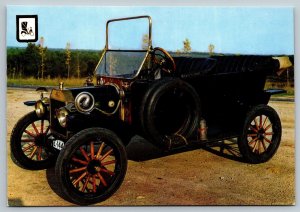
[57,107,69,128]
[35,100,46,118]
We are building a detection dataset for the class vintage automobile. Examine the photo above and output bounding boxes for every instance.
[10,16,289,205]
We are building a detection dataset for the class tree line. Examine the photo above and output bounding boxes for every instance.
[7,38,293,85]
[7,42,102,79]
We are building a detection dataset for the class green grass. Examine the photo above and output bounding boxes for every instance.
[7,77,87,87]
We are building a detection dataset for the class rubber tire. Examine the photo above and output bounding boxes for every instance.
[139,78,174,137]
[238,105,282,164]
[55,128,127,205]
[10,111,56,170]
[140,78,201,149]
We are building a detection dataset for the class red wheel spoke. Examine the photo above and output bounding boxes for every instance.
[264,123,272,132]
[71,157,88,165]
[24,130,36,138]
[263,135,272,144]
[101,168,115,176]
[79,147,90,162]
[69,166,87,174]
[29,146,38,159]
[37,147,42,160]
[41,120,44,134]
[96,173,108,187]
[92,175,97,193]
[101,160,116,166]
[247,134,257,137]
[81,175,90,192]
[262,116,268,128]
[252,139,259,153]
[249,126,258,133]
[90,142,95,160]
[264,132,274,136]
[261,139,267,152]
[31,122,40,135]
[96,142,105,159]
[248,137,258,145]
[258,140,262,154]
[73,172,87,186]
[100,149,113,161]
[21,138,35,142]
[22,143,35,152]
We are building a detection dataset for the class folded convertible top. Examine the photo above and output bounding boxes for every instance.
[173,56,280,79]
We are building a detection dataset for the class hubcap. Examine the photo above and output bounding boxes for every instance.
[257,129,265,140]
[87,160,102,175]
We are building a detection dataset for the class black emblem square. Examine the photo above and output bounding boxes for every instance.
[16,15,38,42]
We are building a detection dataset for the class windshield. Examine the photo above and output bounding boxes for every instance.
[95,16,152,79]
[108,18,150,50]
[96,50,148,78]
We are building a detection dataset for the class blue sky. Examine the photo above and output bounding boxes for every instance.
[7,6,294,55]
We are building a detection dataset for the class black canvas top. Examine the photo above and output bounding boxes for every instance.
[173,56,279,79]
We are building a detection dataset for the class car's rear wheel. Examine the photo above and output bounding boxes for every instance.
[238,105,282,164]
[55,128,127,205]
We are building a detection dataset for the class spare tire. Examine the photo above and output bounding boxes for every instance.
[140,78,201,149]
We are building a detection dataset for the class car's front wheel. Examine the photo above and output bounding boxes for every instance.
[55,128,127,205]
[10,111,57,170]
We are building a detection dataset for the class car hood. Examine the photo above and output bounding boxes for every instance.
[50,85,121,114]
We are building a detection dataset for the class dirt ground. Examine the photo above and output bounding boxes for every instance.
[6,88,295,206]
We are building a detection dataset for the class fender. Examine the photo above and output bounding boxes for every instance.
[63,112,134,145]
[265,89,286,95]
[24,101,36,106]
[24,87,49,106]
[24,100,50,106]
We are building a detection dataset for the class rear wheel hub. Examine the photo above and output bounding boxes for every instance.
[87,160,102,175]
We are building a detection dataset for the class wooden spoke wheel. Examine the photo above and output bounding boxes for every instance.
[247,114,274,154]
[238,105,282,164]
[10,111,56,170]
[55,128,127,205]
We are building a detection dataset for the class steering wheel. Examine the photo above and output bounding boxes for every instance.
[152,47,176,74]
